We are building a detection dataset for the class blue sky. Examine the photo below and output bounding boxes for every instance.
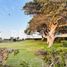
[0,0,33,38]
[0,0,32,33]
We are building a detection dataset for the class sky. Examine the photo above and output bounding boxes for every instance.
[0,0,32,38]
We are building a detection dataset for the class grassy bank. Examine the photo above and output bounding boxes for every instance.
[0,40,67,67]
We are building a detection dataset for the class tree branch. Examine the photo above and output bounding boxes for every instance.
[59,23,67,27]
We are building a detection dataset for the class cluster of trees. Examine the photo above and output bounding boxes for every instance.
[23,0,67,47]
[0,37,20,43]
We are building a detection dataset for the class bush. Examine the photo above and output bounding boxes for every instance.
[35,48,67,67]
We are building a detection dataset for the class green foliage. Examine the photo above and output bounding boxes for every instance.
[41,48,67,67]
[23,0,67,15]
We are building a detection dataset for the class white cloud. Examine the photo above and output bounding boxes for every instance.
[0,30,26,39]
[0,29,42,39]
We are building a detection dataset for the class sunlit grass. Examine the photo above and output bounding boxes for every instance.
[0,40,67,67]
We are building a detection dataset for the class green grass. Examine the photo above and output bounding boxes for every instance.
[0,40,67,67]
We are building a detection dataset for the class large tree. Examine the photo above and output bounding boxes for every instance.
[23,0,67,47]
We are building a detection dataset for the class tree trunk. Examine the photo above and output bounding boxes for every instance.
[41,32,46,41]
[47,23,57,48]
[47,33,55,48]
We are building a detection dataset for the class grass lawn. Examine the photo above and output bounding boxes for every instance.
[0,40,67,67]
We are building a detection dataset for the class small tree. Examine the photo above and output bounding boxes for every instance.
[23,0,67,47]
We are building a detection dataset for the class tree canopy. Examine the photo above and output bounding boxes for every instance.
[23,0,67,47]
